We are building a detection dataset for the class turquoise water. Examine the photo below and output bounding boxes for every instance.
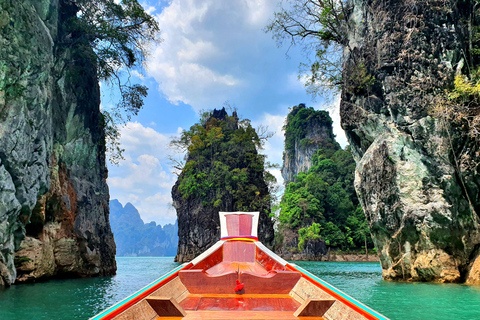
[1,257,480,319]
[294,261,480,320]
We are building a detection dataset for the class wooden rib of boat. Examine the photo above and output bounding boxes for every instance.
[91,212,389,320]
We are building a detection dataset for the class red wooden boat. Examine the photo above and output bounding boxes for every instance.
[91,212,389,320]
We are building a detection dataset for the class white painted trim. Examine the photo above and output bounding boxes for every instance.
[251,212,259,237]
[191,240,225,266]
[219,211,260,237]
[255,241,288,266]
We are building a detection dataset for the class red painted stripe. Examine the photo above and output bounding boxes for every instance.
[220,236,258,241]
[96,262,193,320]
[286,264,381,320]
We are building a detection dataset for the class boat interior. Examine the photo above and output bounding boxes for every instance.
[105,212,373,320]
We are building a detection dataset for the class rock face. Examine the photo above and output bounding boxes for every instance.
[279,235,328,262]
[172,109,274,262]
[110,200,178,257]
[0,0,116,286]
[341,0,480,282]
[282,104,339,184]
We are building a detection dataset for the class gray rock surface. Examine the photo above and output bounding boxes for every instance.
[281,104,340,185]
[341,0,480,283]
[0,0,116,286]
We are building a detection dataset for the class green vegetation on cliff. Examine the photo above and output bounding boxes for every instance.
[171,108,275,262]
[278,106,371,253]
[279,147,372,252]
[284,104,335,156]
[68,0,160,163]
[172,108,275,214]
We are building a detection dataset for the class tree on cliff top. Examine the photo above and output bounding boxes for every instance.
[67,0,160,163]
[171,108,277,215]
[283,104,337,158]
[278,105,371,253]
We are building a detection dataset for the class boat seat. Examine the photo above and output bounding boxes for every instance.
[204,241,274,276]
[206,261,269,276]
[179,269,238,294]
[240,270,301,294]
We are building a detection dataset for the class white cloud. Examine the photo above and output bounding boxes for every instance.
[316,95,348,148]
[106,0,350,225]
[119,122,172,159]
[147,0,280,111]
[108,154,174,192]
[252,111,288,197]
[141,2,157,15]
[108,122,180,225]
[287,73,310,93]
[252,111,287,167]
[139,192,177,224]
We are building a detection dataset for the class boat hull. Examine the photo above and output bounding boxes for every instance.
[90,240,389,320]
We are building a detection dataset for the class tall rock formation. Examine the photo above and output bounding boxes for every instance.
[281,104,340,184]
[341,0,480,283]
[0,0,116,287]
[172,108,274,262]
[278,105,370,260]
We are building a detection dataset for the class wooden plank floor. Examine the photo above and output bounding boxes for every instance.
[180,294,300,312]
[156,311,324,319]
[162,294,323,319]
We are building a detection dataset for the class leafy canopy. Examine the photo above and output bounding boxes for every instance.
[279,145,372,251]
[69,0,160,163]
[171,109,276,214]
[265,0,351,97]
[283,104,334,157]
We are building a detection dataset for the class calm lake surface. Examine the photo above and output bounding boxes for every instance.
[1,257,480,319]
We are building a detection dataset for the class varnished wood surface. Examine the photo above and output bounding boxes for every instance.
[179,269,237,294]
[154,313,324,320]
[223,241,255,262]
[179,293,301,312]
[255,246,286,271]
[186,294,293,298]
[206,261,268,276]
[155,311,324,319]
[226,214,253,236]
[241,270,301,294]
[293,299,336,317]
[192,246,223,271]
[146,297,187,317]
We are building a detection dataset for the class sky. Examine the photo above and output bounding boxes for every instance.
[105,0,348,226]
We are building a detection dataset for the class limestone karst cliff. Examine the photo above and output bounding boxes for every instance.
[341,0,480,283]
[281,104,340,185]
[0,0,116,286]
[172,108,275,262]
[278,105,372,260]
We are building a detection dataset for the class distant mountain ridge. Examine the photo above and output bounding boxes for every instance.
[110,200,178,256]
